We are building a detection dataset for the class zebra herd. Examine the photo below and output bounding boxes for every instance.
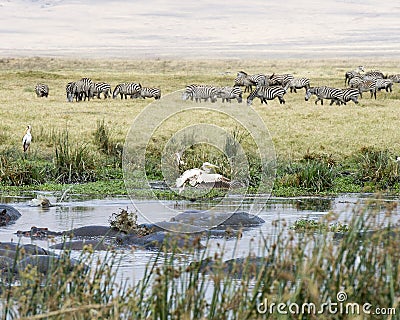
[35,78,161,102]
[182,67,400,106]
[35,67,400,107]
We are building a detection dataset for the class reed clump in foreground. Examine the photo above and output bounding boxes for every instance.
[1,198,399,319]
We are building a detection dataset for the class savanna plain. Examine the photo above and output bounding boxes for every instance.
[1,57,400,195]
[1,57,400,319]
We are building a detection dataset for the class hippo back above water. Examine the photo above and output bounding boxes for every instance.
[0,204,22,226]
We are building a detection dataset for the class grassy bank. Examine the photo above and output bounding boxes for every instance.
[1,57,400,196]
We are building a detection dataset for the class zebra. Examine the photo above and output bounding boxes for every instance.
[72,78,95,101]
[92,82,112,99]
[234,71,266,93]
[247,85,286,106]
[140,87,161,100]
[348,76,364,89]
[388,74,400,83]
[357,79,378,99]
[284,77,310,93]
[267,73,294,87]
[112,83,142,99]
[35,83,49,98]
[305,86,344,105]
[66,82,75,102]
[330,88,360,105]
[364,70,385,79]
[375,79,393,93]
[182,84,218,102]
[215,86,243,103]
[344,66,364,85]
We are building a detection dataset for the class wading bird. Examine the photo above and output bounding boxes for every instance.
[22,125,32,153]
[175,162,231,194]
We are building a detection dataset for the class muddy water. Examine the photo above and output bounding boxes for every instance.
[0,193,399,284]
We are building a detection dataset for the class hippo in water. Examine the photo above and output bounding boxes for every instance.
[17,255,88,275]
[116,231,205,251]
[170,210,265,229]
[50,239,114,251]
[0,204,22,226]
[62,226,122,238]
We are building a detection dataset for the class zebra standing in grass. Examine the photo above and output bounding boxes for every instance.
[112,83,142,99]
[330,88,360,105]
[35,83,49,98]
[182,85,218,103]
[305,86,344,105]
[234,71,266,93]
[247,85,286,106]
[284,77,310,93]
[66,82,75,102]
[375,79,393,92]
[344,66,364,85]
[358,79,378,99]
[267,73,294,87]
[216,86,243,103]
[72,77,95,101]
[140,87,161,100]
[93,82,112,99]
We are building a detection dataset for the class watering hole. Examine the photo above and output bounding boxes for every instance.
[0,193,399,284]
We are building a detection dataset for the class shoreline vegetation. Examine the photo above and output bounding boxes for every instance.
[1,199,399,319]
[1,57,400,198]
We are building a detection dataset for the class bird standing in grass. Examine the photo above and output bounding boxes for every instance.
[22,125,32,153]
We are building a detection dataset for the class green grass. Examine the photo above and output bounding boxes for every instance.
[1,57,400,196]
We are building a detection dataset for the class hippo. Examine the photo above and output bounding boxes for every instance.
[17,226,62,239]
[170,210,265,229]
[50,239,113,251]
[62,225,122,238]
[17,255,87,275]
[0,204,22,226]
[116,231,205,251]
[0,242,50,256]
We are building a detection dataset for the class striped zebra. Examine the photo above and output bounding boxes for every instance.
[66,82,75,102]
[93,82,112,99]
[267,73,294,87]
[112,82,142,99]
[388,74,400,83]
[247,85,286,106]
[375,79,393,92]
[364,70,385,79]
[355,79,378,99]
[234,71,266,93]
[330,88,360,105]
[140,87,161,100]
[284,77,310,93]
[73,78,95,101]
[305,86,344,105]
[182,84,218,102]
[216,86,243,103]
[344,66,364,85]
[348,76,364,89]
[35,83,49,98]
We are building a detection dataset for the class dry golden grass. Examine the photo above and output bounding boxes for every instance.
[1,57,400,160]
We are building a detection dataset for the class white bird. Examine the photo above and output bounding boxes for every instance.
[175,162,231,194]
[22,125,32,153]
